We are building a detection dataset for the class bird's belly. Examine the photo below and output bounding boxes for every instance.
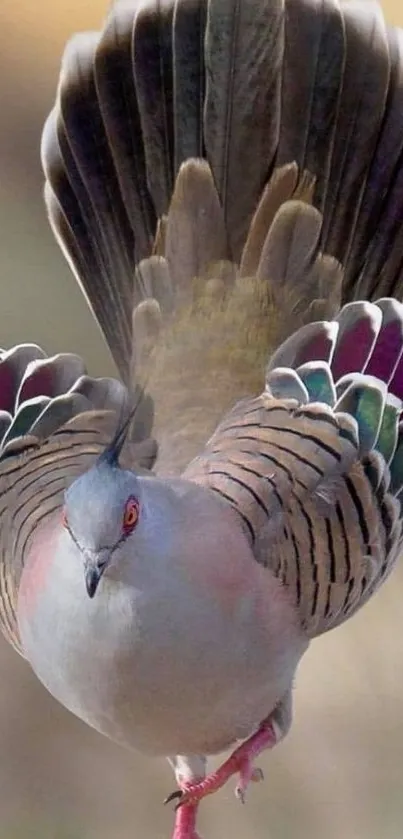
[18,558,306,756]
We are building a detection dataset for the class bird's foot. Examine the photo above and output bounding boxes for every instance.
[166,717,278,810]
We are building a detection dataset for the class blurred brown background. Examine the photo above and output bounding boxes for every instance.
[1,1,403,838]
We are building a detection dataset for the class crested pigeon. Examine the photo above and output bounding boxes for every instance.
[3,0,403,838]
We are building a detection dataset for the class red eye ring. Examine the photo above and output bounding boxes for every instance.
[123,496,139,534]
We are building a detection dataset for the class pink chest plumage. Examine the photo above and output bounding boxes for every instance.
[18,514,62,629]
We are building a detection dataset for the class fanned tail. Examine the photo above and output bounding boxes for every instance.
[42,0,403,398]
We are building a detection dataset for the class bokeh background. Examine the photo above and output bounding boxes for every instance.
[1,1,403,838]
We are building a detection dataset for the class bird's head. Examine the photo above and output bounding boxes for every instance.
[62,417,142,598]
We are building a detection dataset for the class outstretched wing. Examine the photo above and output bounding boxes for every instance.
[0,345,155,652]
[185,299,403,637]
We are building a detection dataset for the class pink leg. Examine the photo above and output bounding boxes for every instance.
[172,786,202,839]
[167,718,278,811]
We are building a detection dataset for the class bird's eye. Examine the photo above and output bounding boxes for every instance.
[122,496,139,534]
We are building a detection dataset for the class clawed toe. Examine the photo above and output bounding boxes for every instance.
[235,763,264,803]
[164,788,184,807]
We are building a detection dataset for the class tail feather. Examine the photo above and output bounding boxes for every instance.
[45,37,135,377]
[256,200,343,327]
[321,2,389,271]
[257,201,322,284]
[361,161,403,301]
[164,159,229,292]
[173,0,207,172]
[132,0,175,217]
[204,0,284,260]
[346,26,403,289]
[59,34,135,288]
[95,3,157,260]
[42,123,104,300]
[134,257,173,312]
[239,162,300,277]
[277,0,345,215]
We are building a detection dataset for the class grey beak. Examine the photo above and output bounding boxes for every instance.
[84,556,108,598]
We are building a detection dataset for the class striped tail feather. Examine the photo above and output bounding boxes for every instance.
[186,298,403,637]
